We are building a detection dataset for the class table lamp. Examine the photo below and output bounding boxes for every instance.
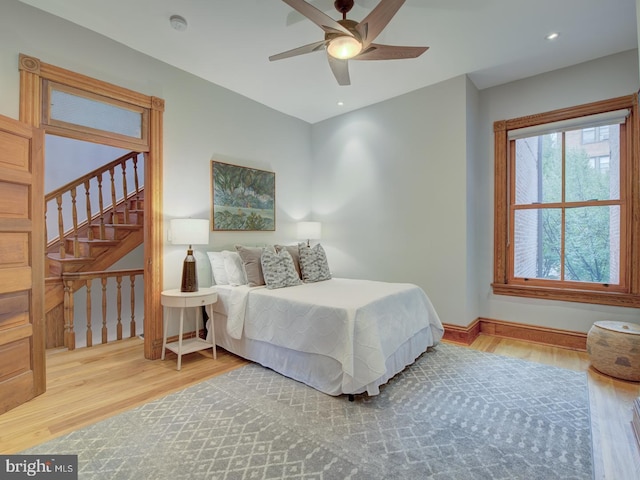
[297,221,321,247]
[170,218,210,292]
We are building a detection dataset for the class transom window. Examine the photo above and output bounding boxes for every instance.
[493,95,640,307]
[42,81,149,150]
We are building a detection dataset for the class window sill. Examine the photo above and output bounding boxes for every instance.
[491,283,640,308]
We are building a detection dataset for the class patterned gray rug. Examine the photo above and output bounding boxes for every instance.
[24,343,593,479]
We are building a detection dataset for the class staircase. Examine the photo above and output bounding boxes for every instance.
[44,152,144,348]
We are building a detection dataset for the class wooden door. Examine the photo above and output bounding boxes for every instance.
[0,114,45,415]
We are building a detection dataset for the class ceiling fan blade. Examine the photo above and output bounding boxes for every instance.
[269,40,328,61]
[282,0,353,36]
[286,0,333,26]
[355,0,405,48]
[355,43,428,60]
[327,55,351,86]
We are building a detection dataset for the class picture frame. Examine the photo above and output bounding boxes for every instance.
[211,161,275,231]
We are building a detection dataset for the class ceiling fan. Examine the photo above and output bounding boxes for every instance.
[269,0,429,86]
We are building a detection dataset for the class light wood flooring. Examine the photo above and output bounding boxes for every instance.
[0,335,639,479]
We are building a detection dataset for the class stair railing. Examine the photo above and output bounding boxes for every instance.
[45,152,142,259]
[62,268,144,350]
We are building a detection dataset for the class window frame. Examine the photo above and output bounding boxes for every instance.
[493,94,640,308]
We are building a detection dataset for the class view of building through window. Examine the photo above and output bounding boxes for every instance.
[512,123,621,285]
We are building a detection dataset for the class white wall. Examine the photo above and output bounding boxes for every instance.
[311,75,471,325]
[476,50,640,333]
[0,0,314,293]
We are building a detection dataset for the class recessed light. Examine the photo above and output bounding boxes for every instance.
[170,15,188,32]
[545,32,559,41]
[337,101,344,106]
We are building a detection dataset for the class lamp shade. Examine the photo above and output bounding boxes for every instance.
[170,218,209,246]
[297,221,322,241]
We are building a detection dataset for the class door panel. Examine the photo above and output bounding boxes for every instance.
[0,114,45,415]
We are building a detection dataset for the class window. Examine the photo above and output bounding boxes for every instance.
[581,125,609,144]
[493,95,640,307]
[589,155,610,173]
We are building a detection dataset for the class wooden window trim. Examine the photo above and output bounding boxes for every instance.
[492,94,640,308]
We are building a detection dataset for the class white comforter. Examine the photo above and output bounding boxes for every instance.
[216,278,444,393]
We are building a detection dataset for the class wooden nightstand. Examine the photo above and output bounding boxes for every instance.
[161,287,217,370]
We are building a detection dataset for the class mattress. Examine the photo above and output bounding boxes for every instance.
[208,278,444,396]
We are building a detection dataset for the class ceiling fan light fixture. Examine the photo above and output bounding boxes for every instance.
[327,36,362,60]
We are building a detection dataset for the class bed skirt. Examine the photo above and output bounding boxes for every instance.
[209,311,435,397]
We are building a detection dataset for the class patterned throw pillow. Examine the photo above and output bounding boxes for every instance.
[298,243,331,283]
[261,246,302,289]
[274,244,302,279]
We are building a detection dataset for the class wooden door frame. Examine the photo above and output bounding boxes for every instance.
[18,54,164,360]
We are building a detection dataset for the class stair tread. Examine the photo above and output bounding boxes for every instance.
[74,238,119,245]
[47,253,94,262]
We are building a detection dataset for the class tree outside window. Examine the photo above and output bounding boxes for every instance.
[512,125,620,285]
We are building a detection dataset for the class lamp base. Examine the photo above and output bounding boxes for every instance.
[180,248,198,292]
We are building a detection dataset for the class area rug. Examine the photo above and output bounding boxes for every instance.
[23,343,593,479]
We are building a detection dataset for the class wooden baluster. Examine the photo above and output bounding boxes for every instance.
[109,167,117,225]
[85,279,93,348]
[44,201,48,251]
[132,155,140,206]
[101,277,108,344]
[70,187,79,257]
[130,274,136,337]
[121,162,130,224]
[56,195,65,258]
[63,279,76,350]
[116,275,123,340]
[97,172,105,240]
[84,180,94,241]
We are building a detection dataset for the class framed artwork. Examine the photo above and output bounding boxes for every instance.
[211,161,276,231]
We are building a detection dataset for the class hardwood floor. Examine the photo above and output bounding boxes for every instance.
[0,335,638,479]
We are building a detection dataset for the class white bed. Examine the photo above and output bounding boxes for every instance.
[206,277,444,397]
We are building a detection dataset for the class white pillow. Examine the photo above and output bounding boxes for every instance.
[207,251,228,285]
[222,250,247,286]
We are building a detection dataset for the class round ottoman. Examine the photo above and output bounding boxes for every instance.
[586,321,640,381]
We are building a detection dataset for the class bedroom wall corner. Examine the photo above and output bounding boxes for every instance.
[310,75,473,327]
[465,75,481,326]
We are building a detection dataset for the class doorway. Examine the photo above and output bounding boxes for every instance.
[18,54,164,365]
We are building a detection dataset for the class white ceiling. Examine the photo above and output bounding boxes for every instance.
[18,0,638,124]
